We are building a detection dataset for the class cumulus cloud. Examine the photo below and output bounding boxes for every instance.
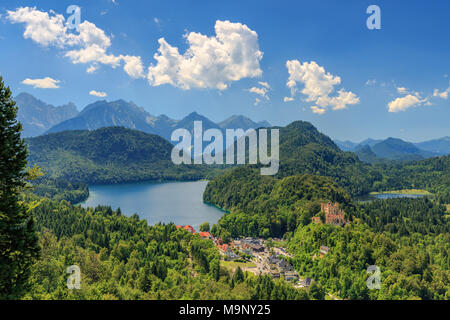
[21,77,60,89]
[388,94,423,112]
[147,20,263,90]
[7,7,144,79]
[122,55,145,79]
[89,90,107,97]
[388,84,449,112]
[283,96,294,102]
[7,7,67,47]
[284,60,359,113]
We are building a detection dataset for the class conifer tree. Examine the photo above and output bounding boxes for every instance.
[0,77,40,299]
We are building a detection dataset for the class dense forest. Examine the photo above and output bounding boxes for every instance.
[26,127,222,185]
[1,76,448,300]
[205,168,353,239]
[24,198,314,300]
[289,222,449,300]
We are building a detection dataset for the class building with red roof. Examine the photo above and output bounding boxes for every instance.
[199,232,212,239]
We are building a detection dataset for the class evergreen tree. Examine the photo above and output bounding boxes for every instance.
[0,77,40,299]
[199,222,210,232]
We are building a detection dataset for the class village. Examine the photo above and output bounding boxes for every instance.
[177,202,347,290]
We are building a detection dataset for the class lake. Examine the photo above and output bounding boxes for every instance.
[81,181,225,230]
[356,193,429,202]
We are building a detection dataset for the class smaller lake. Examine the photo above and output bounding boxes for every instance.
[81,181,225,230]
[356,193,429,202]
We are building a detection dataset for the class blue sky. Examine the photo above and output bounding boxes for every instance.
[0,0,449,142]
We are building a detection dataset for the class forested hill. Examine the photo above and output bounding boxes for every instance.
[205,121,450,215]
[26,127,209,184]
[275,121,375,196]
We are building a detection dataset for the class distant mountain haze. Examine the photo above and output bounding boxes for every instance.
[11,93,272,141]
[15,92,79,137]
[46,99,159,135]
[334,136,448,163]
[414,137,450,155]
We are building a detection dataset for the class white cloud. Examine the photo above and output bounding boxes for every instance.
[21,77,60,89]
[7,7,67,47]
[433,87,450,99]
[388,94,423,112]
[397,87,408,94]
[248,81,270,106]
[122,55,145,79]
[249,86,268,98]
[365,79,376,86]
[258,81,270,89]
[311,106,326,115]
[249,84,269,100]
[89,90,107,98]
[284,60,359,113]
[283,96,294,102]
[7,7,144,79]
[86,64,99,74]
[147,20,263,90]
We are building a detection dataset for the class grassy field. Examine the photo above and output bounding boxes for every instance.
[370,189,432,195]
[221,260,257,272]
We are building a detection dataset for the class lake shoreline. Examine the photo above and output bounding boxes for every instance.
[81,180,225,229]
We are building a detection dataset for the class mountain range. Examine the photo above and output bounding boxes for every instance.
[335,136,450,162]
[15,93,270,142]
[15,92,79,137]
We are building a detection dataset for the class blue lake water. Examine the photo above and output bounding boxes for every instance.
[81,181,225,230]
[356,193,429,202]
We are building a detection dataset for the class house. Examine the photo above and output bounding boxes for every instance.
[184,225,196,233]
[199,232,212,239]
[176,225,196,233]
[320,246,330,257]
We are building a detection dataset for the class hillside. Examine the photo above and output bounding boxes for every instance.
[334,139,357,152]
[27,127,209,183]
[206,170,352,238]
[15,92,79,137]
[204,121,450,214]
[371,137,434,161]
[354,145,379,163]
[275,121,376,196]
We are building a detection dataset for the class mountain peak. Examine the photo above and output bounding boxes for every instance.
[219,114,271,130]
